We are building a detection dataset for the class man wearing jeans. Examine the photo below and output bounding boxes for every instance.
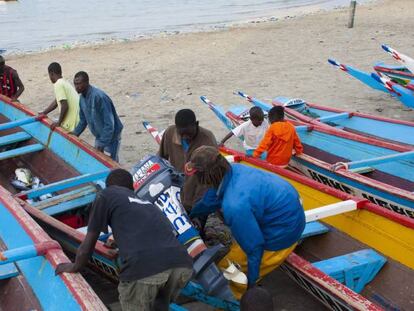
[72,71,123,162]
[56,169,193,311]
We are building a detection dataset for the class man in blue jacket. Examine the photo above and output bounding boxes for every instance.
[186,146,305,298]
[72,71,123,161]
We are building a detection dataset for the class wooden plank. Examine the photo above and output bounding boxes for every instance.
[18,170,109,199]
[317,112,350,123]
[0,117,38,131]
[335,150,414,171]
[0,263,19,280]
[313,249,386,293]
[0,132,32,147]
[43,193,96,216]
[304,200,357,222]
[0,143,44,161]
[32,185,97,210]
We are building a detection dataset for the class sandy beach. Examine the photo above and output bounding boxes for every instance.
[5,0,414,168]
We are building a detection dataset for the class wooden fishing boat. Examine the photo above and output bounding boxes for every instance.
[237,91,414,148]
[328,59,414,109]
[0,186,106,311]
[200,96,414,220]
[143,120,414,310]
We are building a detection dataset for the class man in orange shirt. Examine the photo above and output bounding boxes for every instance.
[253,106,303,166]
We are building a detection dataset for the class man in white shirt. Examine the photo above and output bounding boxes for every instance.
[220,106,268,156]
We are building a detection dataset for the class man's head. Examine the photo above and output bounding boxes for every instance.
[73,71,90,95]
[175,109,198,140]
[249,106,265,127]
[0,55,5,72]
[240,286,274,311]
[185,145,230,188]
[268,106,284,123]
[48,62,62,83]
[106,169,134,190]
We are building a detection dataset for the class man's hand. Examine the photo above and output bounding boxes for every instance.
[50,122,60,130]
[191,217,203,231]
[96,146,104,152]
[55,262,78,275]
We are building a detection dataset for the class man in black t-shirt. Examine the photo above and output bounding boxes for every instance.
[56,169,193,311]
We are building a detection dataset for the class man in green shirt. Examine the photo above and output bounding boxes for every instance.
[40,62,80,131]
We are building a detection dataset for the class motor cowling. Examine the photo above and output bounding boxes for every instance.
[131,155,235,301]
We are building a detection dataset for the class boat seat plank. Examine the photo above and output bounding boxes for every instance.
[31,185,97,210]
[0,132,32,147]
[17,170,109,200]
[317,112,350,123]
[313,249,386,293]
[43,193,96,216]
[0,263,19,280]
[348,166,375,174]
[0,116,38,131]
[300,221,329,239]
[0,143,44,161]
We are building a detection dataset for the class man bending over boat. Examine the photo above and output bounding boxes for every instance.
[253,106,303,166]
[0,55,24,101]
[39,62,80,131]
[72,71,123,162]
[56,169,193,311]
[186,146,305,299]
[219,106,268,157]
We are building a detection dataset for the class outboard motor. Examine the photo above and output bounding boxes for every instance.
[131,155,235,301]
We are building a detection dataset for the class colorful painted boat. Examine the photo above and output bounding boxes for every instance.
[237,91,414,148]
[0,186,106,311]
[200,96,414,220]
[0,95,241,311]
[328,59,414,109]
[143,120,414,310]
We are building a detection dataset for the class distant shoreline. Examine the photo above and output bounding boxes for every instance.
[3,0,376,57]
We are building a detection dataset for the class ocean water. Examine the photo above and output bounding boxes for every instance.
[0,0,359,54]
